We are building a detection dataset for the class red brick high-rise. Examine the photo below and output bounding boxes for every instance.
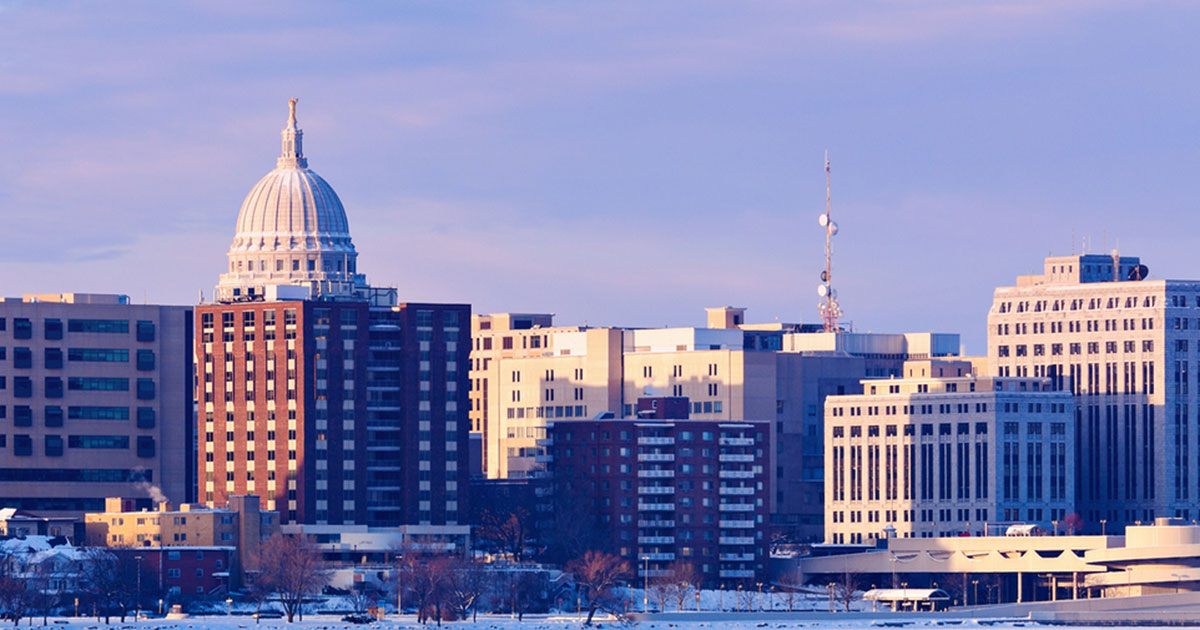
[197,100,469,527]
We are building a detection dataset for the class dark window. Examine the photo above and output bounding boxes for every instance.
[14,406,32,427]
[68,377,128,391]
[136,320,155,342]
[44,319,63,340]
[0,468,149,483]
[44,348,63,369]
[68,435,129,449]
[67,319,128,334]
[44,435,63,457]
[44,406,63,427]
[13,347,31,369]
[136,407,156,428]
[13,318,31,339]
[136,349,155,371]
[44,377,63,399]
[136,379,156,400]
[137,436,156,458]
[13,435,32,456]
[68,406,129,420]
[13,377,31,398]
[67,348,128,362]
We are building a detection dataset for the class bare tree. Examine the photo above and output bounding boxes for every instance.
[79,549,128,624]
[829,569,861,612]
[445,559,486,623]
[665,561,700,611]
[479,508,532,562]
[396,549,454,625]
[776,564,805,612]
[567,551,630,626]
[346,583,378,615]
[647,571,671,613]
[255,534,331,623]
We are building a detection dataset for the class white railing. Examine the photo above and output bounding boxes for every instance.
[638,437,675,446]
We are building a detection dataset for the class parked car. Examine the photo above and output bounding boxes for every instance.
[341,613,374,624]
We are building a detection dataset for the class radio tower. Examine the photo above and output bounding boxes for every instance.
[817,151,843,332]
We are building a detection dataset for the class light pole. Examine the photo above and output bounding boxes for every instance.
[737,583,743,612]
[135,555,143,621]
[1052,520,1059,536]
[158,599,163,616]
[1100,519,1107,536]
[756,582,763,611]
[972,579,979,606]
[641,556,650,612]
[1173,573,1185,594]
[226,597,233,617]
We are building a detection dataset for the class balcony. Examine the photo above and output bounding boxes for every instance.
[638,520,675,528]
[719,569,755,579]
[719,454,755,463]
[638,486,675,495]
[719,536,754,545]
[718,470,755,479]
[638,536,675,544]
[639,552,676,562]
[638,470,675,478]
[638,453,675,462]
[638,437,675,446]
[534,455,553,463]
[719,553,755,562]
[719,520,755,529]
[638,502,675,512]
[535,438,553,447]
[719,486,755,495]
[638,568,672,578]
[719,437,754,446]
[718,503,755,512]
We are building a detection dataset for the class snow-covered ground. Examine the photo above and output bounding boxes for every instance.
[13,614,1125,630]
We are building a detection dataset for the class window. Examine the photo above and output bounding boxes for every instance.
[13,435,32,456]
[68,406,129,420]
[44,435,63,457]
[67,319,129,334]
[13,347,31,369]
[44,377,63,399]
[137,436,156,458]
[137,349,155,371]
[67,348,129,362]
[44,406,63,427]
[44,319,63,340]
[13,318,31,339]
[44,348,62,369]
[68,435,130,449]
[14,406,32,427]
[68,377,128,391]
[136,379,156,400]
[137,407,156,428]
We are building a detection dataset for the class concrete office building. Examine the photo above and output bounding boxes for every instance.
[0,293,193,517]
[824,359,1075,544]
[471,306,958,539]
[543,413,770,584]
[989,253,1199,530]
[197,100,469,527]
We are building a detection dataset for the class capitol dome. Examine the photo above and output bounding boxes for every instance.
[215,99,371,303]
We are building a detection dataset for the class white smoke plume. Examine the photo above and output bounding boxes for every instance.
[136,481,168,505]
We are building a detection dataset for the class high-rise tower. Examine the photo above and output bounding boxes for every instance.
[198,101,469,527]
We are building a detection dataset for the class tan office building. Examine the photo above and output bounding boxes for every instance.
[824,359,1075,544]
[0,293,193,517]
[471,307,959,538]
[989,253,1195,531]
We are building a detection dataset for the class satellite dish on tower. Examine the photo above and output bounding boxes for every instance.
[818,213,829,227]
[817,285,829,297]
[1128,264,1150,281]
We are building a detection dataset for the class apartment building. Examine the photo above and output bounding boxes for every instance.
[198,101,469,527]
[824,359,1075,544]
[543,412,770,585]
[0,293,193,517]
[989,253,1197,530]
[472,306,959,539]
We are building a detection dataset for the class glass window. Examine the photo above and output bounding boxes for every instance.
[44,319,63,340]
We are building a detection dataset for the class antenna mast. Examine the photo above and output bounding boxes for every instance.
[817,151,843,332]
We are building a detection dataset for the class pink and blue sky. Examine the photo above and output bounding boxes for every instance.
[1,1,1197,352]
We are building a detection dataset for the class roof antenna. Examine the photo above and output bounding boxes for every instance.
[816,151,843,333]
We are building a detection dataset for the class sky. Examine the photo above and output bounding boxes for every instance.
[1,1,1198,353]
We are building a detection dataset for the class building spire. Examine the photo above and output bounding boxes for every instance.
[278,97,307,169]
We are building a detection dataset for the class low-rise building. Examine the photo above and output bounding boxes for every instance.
[543,409,770,585]
[824,360,1075,544]
[83,495,278,588]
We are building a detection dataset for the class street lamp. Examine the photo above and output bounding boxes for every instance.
[226,597,233,616]
[972,579,979,606]
[1173,573,1185,594]
[640,556,650,612]
[737,583,743,612]
[1100,519,1107,536]
[158,599,163,616]
[756,582,763,612]
[719,584,725,611]
[1052,520,1059,536]
[135,555,144,621]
